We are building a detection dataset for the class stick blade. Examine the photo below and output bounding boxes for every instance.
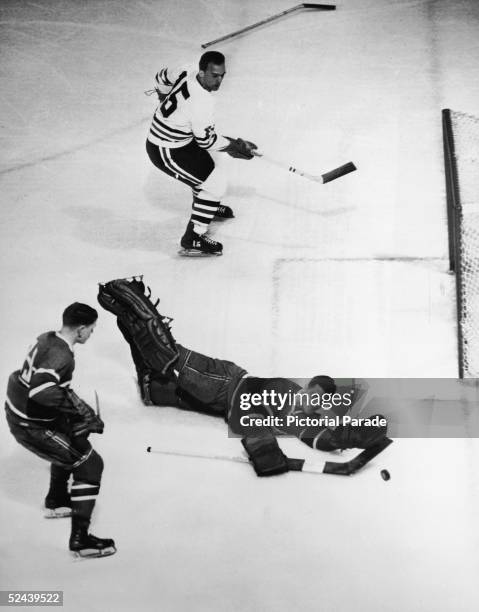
[321,161,357,184]
[346,437,393,474]
[323,437,393,476]
[302,3,337,9]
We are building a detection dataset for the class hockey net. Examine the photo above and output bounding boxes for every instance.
[443,109,479,377]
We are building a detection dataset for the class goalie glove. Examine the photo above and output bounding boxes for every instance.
[221,137,258,160]
[241,431,304,476]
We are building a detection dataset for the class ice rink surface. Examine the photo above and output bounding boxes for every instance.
[1,1,479,610]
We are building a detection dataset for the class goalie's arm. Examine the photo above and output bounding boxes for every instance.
[297,426,335,451]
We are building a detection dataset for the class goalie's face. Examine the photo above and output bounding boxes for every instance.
[75,322,96,344]
[295,383,328,415]
[199,62,226,91]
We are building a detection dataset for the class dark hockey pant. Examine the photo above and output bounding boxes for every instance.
[148,345,247,418]
[146,139,223,230]
[5,407,103,523]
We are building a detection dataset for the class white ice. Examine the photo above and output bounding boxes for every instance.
[1,1,479,611]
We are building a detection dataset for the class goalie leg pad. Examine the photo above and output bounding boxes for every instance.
[127,317,179,377]
[98,277,179,378]
[241,433,290,477]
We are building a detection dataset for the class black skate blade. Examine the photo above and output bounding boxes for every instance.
[178,248,222,257]
[71,545,116,560]
[44,507,71,519]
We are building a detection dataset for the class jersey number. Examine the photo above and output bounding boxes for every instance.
[20,345,38,384]
[160,71,190,118]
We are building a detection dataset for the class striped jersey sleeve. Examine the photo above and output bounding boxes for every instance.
[154,67,178,96]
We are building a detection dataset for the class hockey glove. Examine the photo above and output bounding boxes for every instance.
[70,415,104,438]
[67,390,104,437]
[221,137,258,160]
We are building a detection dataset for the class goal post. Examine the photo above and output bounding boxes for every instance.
[442,108,479,377]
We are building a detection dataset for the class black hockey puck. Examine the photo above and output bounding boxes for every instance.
[380,469,390,481]
[147,446,151,453]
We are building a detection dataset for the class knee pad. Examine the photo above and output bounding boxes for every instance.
[74,449,104,485]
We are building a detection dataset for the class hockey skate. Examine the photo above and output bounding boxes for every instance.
[44,495,71,519]
[213,205,234,221]
[69,520,116,559]
[179,221,223,257]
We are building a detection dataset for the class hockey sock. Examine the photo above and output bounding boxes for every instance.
[45,464,71,505]
[70,481,99,521]
[190,196,220,233]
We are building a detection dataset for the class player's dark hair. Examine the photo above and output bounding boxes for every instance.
[308,375,337,394]
[62,302,98,327]
[199,51,225,71]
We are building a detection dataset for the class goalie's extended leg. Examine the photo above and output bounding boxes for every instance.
[98,277,247,412]
[98,277,179,379]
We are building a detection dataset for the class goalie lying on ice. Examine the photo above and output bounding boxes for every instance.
[98,277,388,475]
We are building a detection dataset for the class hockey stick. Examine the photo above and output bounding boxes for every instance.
[146,438,392,476]
[252,151,356,184]
[201,3,336,48]
[94,390,101,417]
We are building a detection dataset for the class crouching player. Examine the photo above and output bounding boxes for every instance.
[4,303,115,559]
[98,278,389,475]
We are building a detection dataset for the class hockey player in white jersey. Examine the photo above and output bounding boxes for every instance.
[146,51,257,256]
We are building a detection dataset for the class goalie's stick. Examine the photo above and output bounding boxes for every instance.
[252,151,357,184]
[201,3,336,48]
[146,437,392,476]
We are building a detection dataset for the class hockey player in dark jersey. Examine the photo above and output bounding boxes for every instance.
[4,303,116,559]
[98,278,388,474]
[146,50,258,257]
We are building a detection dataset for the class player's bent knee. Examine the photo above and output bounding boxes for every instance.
[199,169,227,200]
[73,449,104,485]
